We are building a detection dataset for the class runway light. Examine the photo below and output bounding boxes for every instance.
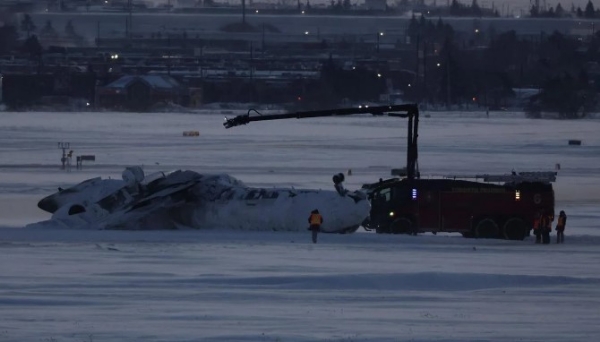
[437,63,441,67]
[389,211,394,217]
[301,10,305,14]
[472,97,477,102]
[305,31,309,35]
[86,102,90,106]
[377,73,381,77]
[379,32,384,36]
[408,83,411,87]
[255,10,258,13]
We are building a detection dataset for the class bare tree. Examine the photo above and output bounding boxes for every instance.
[20,14,36,38]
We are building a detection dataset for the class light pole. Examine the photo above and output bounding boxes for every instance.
[128,0,133,39]
[376,32,384,53]
[242,0,246,25]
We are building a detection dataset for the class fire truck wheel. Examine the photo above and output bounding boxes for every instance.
[390,218,413,234]
[502,218,528,240]
[474,218,499,239]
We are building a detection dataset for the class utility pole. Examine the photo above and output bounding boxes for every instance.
[262,23,265,53]
[128,0,133,39]
[446,51,451,109]
[415,35,420,101]
[250,41,254,81]
[423,41,427,105]
[167,32,171,75]
[250,41,254,102]
[242,0,246,25]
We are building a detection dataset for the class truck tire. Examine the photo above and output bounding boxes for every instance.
[390,218,413,234]
[503,218,527,240]
[474,218,499,239]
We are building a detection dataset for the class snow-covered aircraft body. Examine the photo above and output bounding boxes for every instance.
[29,167,369,233]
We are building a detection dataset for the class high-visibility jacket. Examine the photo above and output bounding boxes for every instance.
[533,218,540,230]
[309,213,323,226]
[539,215,551,231]
[556,216,566,230]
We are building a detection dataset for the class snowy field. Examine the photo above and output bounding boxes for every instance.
[1,110,599,341]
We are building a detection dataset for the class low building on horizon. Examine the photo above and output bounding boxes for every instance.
[95,74,186,111]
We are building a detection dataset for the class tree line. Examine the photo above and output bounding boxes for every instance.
[0,14,85,57]
[400,16,599,118]
[531,0,600,18]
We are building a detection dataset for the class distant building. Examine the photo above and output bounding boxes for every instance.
[0,0,42,12]
[511,87,539,108]
[96,75,185,111]
[364,0,387,11]
[570,28,595,38]
[176,0,199,7]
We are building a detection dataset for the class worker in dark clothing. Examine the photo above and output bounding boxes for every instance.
[308,209,323,244]
[555,210,567,244]
[533,212,542,244]
[540,210,552,244]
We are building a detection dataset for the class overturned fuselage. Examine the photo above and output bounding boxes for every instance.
[30,167,370,233]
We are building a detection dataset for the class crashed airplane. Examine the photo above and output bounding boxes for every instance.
[28,166,370,232]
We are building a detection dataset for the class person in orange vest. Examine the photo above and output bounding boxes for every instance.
[539,210,552,244]
[555,210,567,244]
[308,209,323,244]
[533,212,542,244]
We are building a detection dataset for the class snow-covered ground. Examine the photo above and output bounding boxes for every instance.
[0,110,599,341]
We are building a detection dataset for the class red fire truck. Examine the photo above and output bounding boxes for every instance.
[362,173,555,240]
[224,104,555,240]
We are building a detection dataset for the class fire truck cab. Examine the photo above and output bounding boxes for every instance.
[363,173,555,240]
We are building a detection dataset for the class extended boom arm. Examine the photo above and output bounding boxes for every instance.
[224,104,420,180]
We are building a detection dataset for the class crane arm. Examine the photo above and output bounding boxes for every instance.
[223,104,419,180]
[223,104,418,128]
